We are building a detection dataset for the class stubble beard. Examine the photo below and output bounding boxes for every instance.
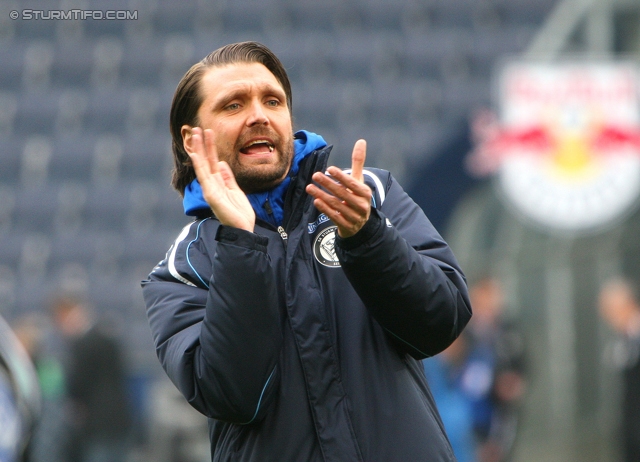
[226,129,295,194]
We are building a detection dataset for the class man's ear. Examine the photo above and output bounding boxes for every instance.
[181,125,194,154]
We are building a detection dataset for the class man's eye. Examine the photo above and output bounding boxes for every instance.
[226,103,240,110]
[266,100,279,107]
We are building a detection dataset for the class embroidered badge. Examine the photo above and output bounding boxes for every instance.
[308,213,330,234]
[313,226,341,267]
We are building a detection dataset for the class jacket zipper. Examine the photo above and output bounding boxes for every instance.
[264,198,288,241]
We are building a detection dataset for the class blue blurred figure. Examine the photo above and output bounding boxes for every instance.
[467,278,527,462]
[425,277,527,462]
[424,334,477,462]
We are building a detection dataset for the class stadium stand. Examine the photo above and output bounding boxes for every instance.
[0,0,556,385]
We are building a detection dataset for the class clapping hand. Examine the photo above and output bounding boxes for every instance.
[187,128,256,232]
[306,139,372,238]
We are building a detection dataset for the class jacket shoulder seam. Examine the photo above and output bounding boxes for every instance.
[168,220,209,287]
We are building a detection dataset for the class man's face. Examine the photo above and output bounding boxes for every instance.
[185,62,294,193]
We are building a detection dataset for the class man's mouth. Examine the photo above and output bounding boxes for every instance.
[240,139,275,155]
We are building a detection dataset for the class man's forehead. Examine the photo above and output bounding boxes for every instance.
[200,62,284,97]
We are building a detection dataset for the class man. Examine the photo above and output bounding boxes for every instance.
[426,277,527,462]
[142,41,472,461]
[51,295,132,462]
[599,279,640,462]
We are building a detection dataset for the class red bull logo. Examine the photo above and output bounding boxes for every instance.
[468,61,640,233]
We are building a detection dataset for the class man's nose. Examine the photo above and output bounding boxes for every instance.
[246,100,269,126]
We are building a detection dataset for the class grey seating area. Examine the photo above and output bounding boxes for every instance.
[0,0,556,370]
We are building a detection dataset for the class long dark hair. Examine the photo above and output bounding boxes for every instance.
[169,41,293,195]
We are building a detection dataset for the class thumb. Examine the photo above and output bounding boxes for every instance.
[351,139,367,183]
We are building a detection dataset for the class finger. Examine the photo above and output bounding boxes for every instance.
[188,128,211,178]
[312,198,352,227]
[203,129,219,174]
[325,168,371,196]
[351,139,366,183]
[312,198,365,238]
[313,170,371,201]
[218,161,241,190]
[306,184,363,222]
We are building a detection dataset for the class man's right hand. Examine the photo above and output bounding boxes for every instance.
[187,127,256,232]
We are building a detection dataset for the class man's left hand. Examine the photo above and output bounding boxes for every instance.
[306,139,372,238]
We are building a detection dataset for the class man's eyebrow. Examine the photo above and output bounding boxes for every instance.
[210,82,286,109]
[211,88,246,108]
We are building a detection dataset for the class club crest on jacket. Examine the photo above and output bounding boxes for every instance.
[313,226,340,267]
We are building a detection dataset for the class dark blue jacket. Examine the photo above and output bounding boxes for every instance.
[142,146,472,461]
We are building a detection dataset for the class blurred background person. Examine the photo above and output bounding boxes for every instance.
[599,278,640,462]
[425,277,527,462]
[423,334,477,462]
[50,294,132,462]
[0,314,40,462]
[467,277,527,462]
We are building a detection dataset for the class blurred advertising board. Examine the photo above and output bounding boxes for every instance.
[468,60,640,233]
